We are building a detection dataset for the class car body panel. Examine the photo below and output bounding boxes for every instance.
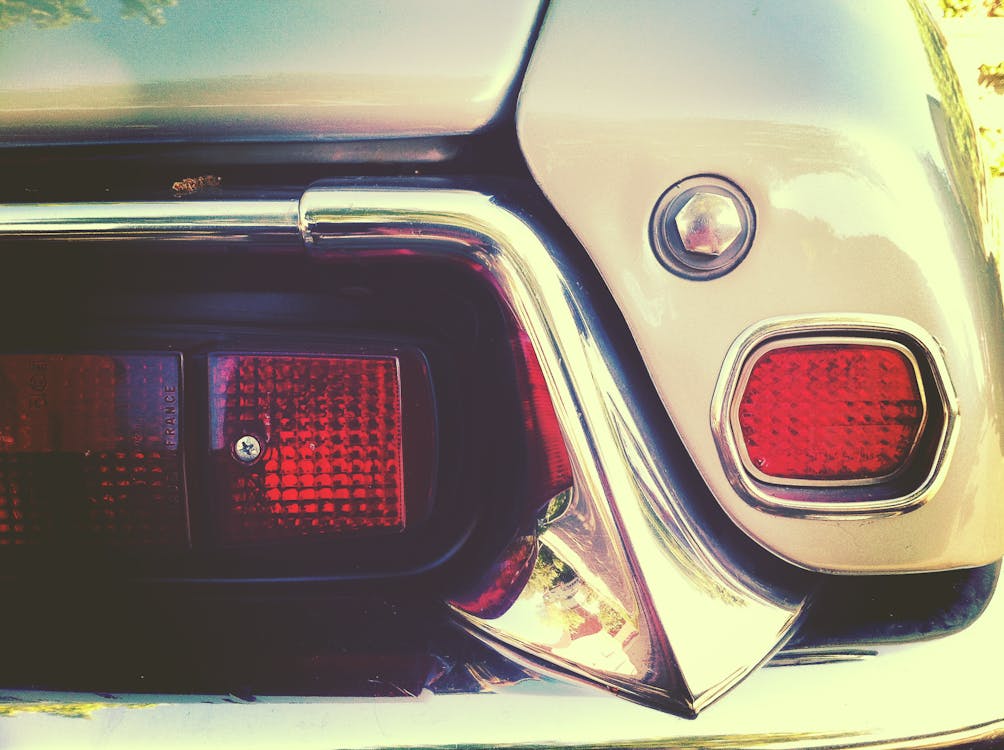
[517,0,1004,573]
[0,0,543,145]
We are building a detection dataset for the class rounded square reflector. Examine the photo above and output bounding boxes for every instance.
[734,341,926,485]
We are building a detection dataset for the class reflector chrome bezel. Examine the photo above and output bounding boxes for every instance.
[712,315,958,517]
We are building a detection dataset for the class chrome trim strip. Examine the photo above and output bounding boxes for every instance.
[712,316,959,518]
[729,337,930,489]
[0,200,302,243]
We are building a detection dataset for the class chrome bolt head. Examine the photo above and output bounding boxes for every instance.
[674,192,743,256]
[650,176,755,279]
[233,434,263,464]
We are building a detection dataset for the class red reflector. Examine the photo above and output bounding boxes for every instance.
[210,353,405,542]
[0,354,185,546]
[735,343,926,483]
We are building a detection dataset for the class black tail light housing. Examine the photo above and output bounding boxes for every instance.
[0,242,562,586]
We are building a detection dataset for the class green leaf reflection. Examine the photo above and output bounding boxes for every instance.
[0,0,178,30]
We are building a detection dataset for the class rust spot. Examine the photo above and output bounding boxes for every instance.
[172,174,222,196]
[0,701,158,719]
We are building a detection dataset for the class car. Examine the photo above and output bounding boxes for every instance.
[0,2,1002,748]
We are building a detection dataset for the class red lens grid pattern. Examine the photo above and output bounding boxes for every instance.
[736,343,926,483]
[210,354,405,543]
[0,354,185,546]
[0,456,40,545]
[513,330,573,511]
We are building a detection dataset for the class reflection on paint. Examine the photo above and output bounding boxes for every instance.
[0,0,177,30]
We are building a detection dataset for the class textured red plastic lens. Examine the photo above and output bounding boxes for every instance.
[450,533,537,619]
[736,343,926,483]
[210,354,405,542]
[514,330,573,510]
[449,330,571,619]
[0,354,185,546]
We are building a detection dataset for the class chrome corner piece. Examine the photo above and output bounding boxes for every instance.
[711,315,959,517]
[0,186,809,717]
[299,183,805,716]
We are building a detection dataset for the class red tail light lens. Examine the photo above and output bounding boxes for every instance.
[451,330,572,619]
[514,330,573,512]
[735,341,926,483]
[0,353,185,546]
[450,533,537,619]
[210,353,409,543]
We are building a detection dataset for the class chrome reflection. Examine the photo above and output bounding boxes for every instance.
[0,200,301,244]
[491,536,641,676]
[456,486,652,689]
[298,183,810,715]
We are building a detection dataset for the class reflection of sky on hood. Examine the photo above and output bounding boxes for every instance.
[0,0,537,91]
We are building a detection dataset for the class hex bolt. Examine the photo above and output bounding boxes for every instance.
[674,192,743,256]
[233,434,263,464]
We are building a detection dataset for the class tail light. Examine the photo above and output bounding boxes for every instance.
[209,350,434,545]
[512,330,573,513]
[0,247,570,583]
[0,353,186,546]
[210,353,404,542]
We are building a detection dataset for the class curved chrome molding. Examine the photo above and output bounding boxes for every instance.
[711,315,959,518]
[299,183,807,715]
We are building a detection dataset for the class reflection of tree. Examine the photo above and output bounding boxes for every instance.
[0,0,93,29]
[526,545,630,638]
[0,0,177,30]
[908,0,984,212]
[119,0,176,26]
[528,546,587,635]
[526,545,576,595]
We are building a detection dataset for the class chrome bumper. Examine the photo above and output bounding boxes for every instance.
[1,566,1001,750]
